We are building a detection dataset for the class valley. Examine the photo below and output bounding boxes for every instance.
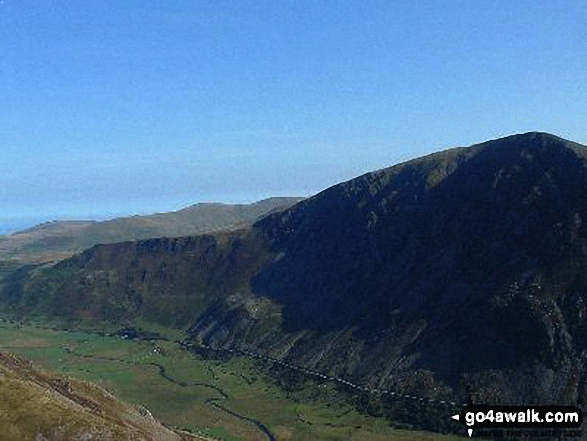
[3,132,587,439]
[0,319,463,440]
[3,0,581,437]
[6,133,587,406]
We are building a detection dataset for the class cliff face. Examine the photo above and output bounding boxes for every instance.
[6,132,587,404]
[15,231,273,329]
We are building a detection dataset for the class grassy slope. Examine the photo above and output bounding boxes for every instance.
[0,320,464,440]
[0,351,197,441]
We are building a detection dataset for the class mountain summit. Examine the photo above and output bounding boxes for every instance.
[4,132,587,405]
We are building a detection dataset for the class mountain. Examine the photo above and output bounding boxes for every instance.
[0,352,198,440]
[4,132,587,406]
[0,197,304,263]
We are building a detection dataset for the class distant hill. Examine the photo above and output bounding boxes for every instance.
[0,197,304,263]
[5,132,587,406]
[0,352,197,440]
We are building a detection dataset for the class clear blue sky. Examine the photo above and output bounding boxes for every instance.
[0,0,585,228]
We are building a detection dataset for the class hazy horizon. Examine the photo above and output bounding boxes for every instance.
[0,192,310,235]
[2,129,584,235]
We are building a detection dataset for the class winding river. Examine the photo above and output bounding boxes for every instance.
[0,322,277,441]
[62,346,277,441]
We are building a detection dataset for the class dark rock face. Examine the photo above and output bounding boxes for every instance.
[6,132,587,405]
[245,133,587,403]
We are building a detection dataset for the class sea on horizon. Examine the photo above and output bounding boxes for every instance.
[0,217,56,236]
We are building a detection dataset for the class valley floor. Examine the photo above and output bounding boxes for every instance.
[0,319,464,440]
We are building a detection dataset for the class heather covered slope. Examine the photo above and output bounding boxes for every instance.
[0,352,195,440]
[5,132,587,405]
[0,197,303,264]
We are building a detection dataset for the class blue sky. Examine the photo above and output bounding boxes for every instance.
[0,0,585,228]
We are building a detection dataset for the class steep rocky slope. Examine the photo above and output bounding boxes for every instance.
[4,132,587,405]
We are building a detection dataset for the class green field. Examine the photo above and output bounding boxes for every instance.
[0,320,464,440]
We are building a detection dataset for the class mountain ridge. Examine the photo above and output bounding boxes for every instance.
[4,132,587,406]
[0,197,304,264]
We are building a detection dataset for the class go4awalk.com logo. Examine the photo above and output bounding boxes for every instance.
[451,405,583,438]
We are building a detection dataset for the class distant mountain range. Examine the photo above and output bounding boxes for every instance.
[3,132,587,407]
[0,197,303,263]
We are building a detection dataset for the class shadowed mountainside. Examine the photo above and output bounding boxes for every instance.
[0,197,303,264]
[0,352,199,440]
[4,132,587,406]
